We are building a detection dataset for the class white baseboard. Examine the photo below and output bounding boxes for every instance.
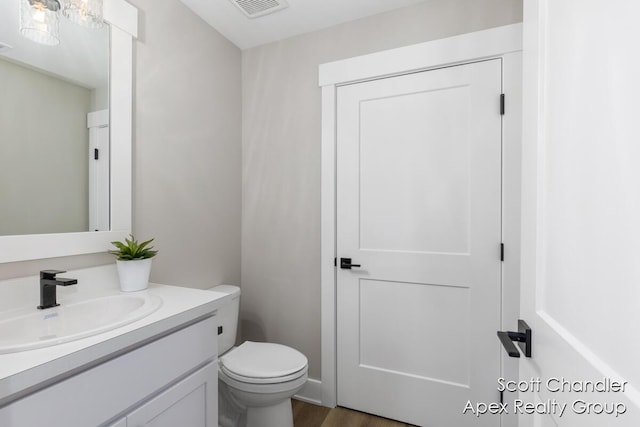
[294,378,323,406]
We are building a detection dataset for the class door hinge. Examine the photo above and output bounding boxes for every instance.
[334,257,337,267]
[94,148,99,160]
[500,243,505,262]
[500,390,504,405]
[500,94,505,115]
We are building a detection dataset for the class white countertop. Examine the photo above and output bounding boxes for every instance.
[0,265,229,406]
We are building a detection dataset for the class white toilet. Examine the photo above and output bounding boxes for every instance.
[211,285,308,427]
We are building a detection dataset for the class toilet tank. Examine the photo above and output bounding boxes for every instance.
[209,285,241,355]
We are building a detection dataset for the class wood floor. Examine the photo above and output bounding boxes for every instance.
[292,400,416,427]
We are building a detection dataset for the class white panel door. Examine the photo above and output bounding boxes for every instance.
[88,109,110,232]
[518,1,640,426]
[336,59,503,426]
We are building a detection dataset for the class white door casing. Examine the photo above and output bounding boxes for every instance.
[519,1,640,426]
[320,24,523,423]
[88,109,110,232]
[336,59,502,426]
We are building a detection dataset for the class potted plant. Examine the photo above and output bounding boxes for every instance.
[109,234,158,292]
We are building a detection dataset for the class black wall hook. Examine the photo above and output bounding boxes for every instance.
[497,319,532,358]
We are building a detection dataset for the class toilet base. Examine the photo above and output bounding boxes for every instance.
[219,376,305,427]
[245,398,293,427]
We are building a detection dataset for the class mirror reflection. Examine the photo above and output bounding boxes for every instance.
[0,0,109,236]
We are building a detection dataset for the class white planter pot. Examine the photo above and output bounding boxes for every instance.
[116,259,152,292]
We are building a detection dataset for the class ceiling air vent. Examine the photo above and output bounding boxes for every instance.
[229,0,289,19]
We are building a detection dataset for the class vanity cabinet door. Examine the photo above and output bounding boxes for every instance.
[126,361,217,427]
[0,317,217,426]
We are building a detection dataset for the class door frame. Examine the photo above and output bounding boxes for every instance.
[319,24,524,416]
[88,109,110,232]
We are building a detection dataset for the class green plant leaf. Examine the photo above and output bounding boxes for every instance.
[109,234,158,260]
[136,238,154,253]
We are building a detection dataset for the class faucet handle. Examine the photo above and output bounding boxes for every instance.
[40,270,67,279]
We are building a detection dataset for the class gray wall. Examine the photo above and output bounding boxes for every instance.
[129,0,242,288]
[0,58,90,236]
[241,0,523,380]
[0,1,242,289]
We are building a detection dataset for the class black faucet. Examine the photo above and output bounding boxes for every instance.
[38,270,78,310]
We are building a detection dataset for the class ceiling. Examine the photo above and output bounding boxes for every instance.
[179,0,430,50]
[0,1,109,89]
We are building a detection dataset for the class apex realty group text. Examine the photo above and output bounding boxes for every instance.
[461,377,628,418]
[462,399,627,417]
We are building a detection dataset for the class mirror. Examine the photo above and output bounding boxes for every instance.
[0,0,137,263]
[0,1,110,236]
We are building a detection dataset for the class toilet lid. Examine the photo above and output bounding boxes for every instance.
[220,341,308,380]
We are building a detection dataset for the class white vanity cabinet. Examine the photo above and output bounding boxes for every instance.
[0,315,218,427]
[112,361,217,427]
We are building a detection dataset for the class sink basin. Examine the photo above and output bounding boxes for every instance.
[0,293,162,354]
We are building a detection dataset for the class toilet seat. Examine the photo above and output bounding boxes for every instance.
[220,341,308,385]
[221,365,307,385]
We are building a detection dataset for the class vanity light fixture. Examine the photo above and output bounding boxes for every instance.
[19,0,104,46]
[19,0,61,46]
[62,0,104,29]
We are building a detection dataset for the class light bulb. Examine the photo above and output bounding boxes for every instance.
[19,0,60,46]
[32,7,46,23]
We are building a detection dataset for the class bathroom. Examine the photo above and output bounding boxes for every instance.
[0,0,638,426]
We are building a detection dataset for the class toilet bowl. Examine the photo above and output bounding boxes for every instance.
[211,285,308,427]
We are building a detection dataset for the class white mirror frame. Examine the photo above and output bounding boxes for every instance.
[0,0,137,264]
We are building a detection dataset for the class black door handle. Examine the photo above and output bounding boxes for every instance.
[497,319,532,358]
[340,258,361,269]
